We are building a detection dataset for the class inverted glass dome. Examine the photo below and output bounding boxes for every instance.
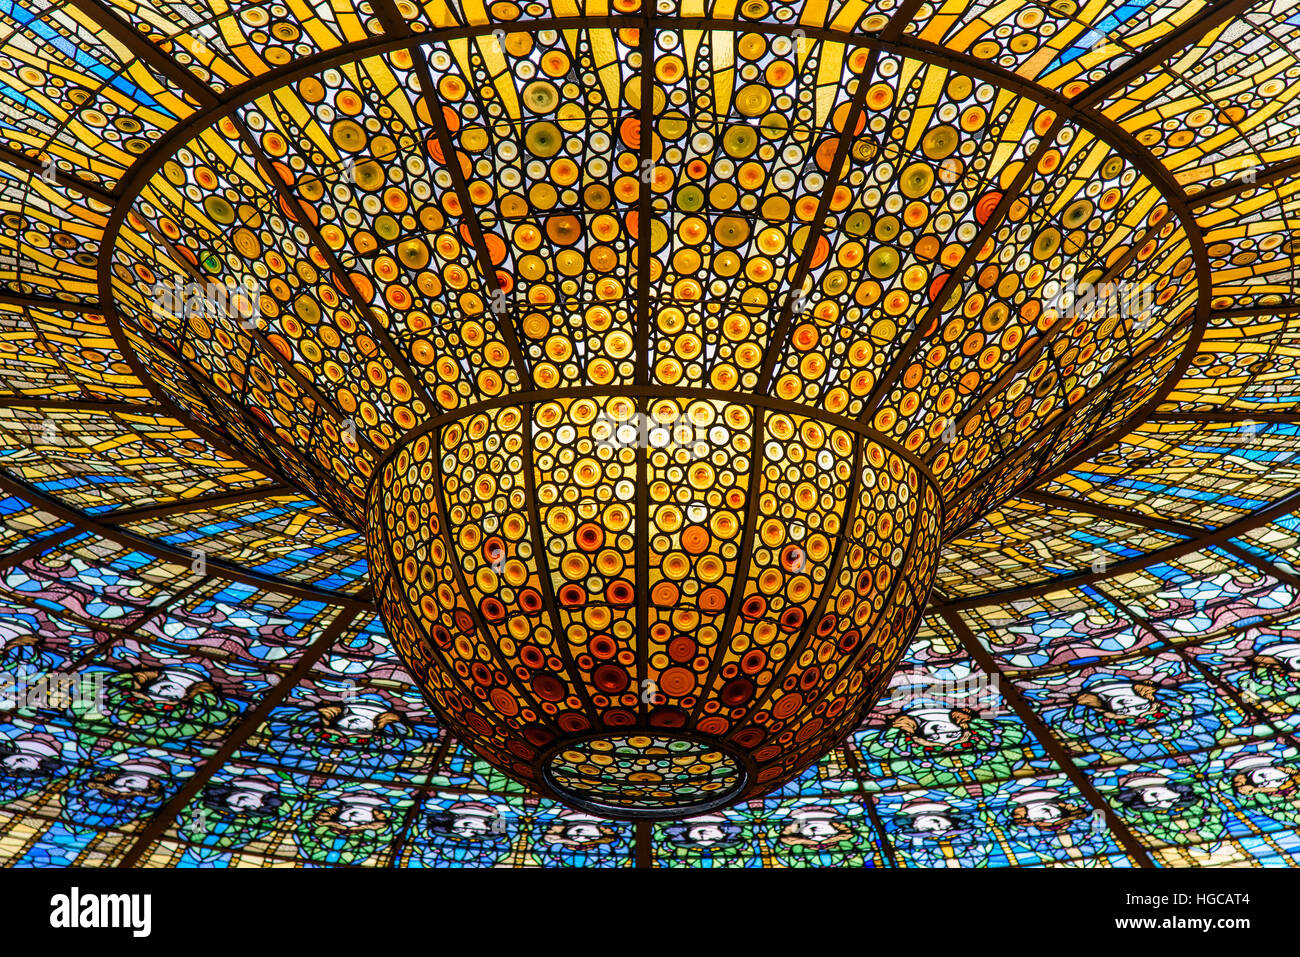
[0,0,1298,862]
[105,20,1196,816]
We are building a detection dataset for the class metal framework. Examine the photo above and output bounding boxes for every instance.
[939,483,1300,611]
[1070,0,1258,108]
[0,468,371,606]
[940,607,1155,866]
[117,603,366,867]
[3,0,1298,867]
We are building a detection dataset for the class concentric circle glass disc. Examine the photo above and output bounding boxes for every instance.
[541,733,749,818]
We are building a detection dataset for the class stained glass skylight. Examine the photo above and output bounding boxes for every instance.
[1,0,1299,865]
